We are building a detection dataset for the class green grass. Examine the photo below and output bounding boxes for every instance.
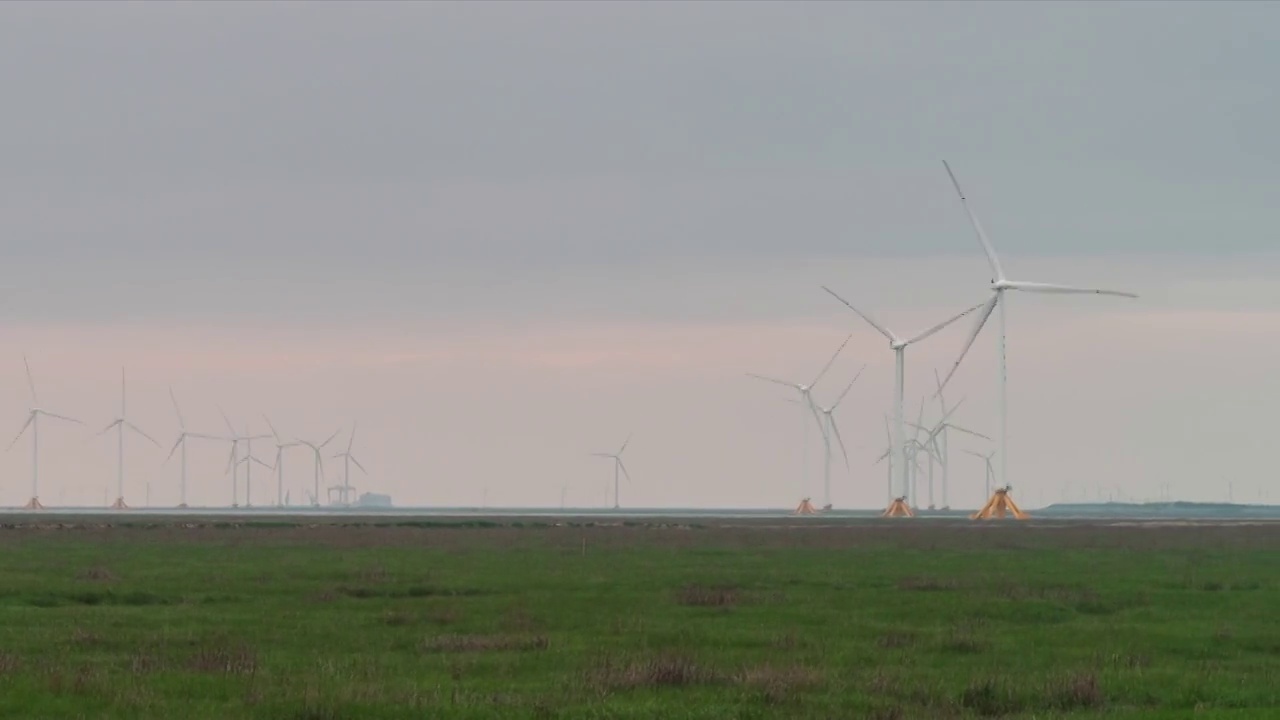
[0,519,1277,718]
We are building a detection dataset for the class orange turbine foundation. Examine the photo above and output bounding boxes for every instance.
[23,497,45,510]
[109,497,130,510]
[882,497,915,518]
[970,487,1028,520]
[793,498,818,516]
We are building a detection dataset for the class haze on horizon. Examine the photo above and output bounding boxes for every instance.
[1,1,1277,510]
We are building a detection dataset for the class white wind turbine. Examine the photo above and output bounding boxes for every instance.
[217,409,270,508]
[937,161,1137,492]
[916,373,991,509]
[237,425,272,507]
[298,430,340,507]
[909,398,989,509]
[590,434,632,509]
[99,368,160,510]
[823,287,984,507]
[748,334,851,497]
[263,416,301,508]
[331,423,366,506]
[966,448,998,499]
[9,356,84,510]
[792,366,865,509]
[165,387,218,508]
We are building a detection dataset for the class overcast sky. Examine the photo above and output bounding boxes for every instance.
[1,1,1276,510]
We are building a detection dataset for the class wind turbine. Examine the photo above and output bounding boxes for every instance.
[298,430,340,507]
[237,425,272,507]
[795,366,865,509]
[822,287,984,509]
[9,356,83,510]
[937,162,1137,494]
[915,375,990,509]
[590,434,631,509]
[263,416,300,508]
[748,334,851,497]
[165,387,217,508]
[217,409,269,508]
[100,368,160,510]
[966,448,998,499]
[331,423,366,507]
[909,398,986,509]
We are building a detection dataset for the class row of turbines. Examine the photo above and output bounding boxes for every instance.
[746,162,1135,516]
[11,358,367,510]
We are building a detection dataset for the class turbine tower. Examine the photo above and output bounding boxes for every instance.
[331,423,366,507]
[264,416,300,508]
[822,287,983,515]
[237,424,272,507]
[165,387,217,508]
[938,162,1137,496]
[590,434,632,509]
[917,375,990,509]
[9,356,83,510]
[217,409,269,508]
[966,449,998,499]
[748,334,851,498]
[793,366,864,509]
[298,430,340,507]
[99,368,160,510]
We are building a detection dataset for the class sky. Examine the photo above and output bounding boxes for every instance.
[1,1,1277,510]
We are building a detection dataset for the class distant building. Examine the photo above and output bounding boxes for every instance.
[357,492,393,508]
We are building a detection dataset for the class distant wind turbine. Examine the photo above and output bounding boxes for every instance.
[748,334,851,497]
[217,409,270,507]
[789,366,865,509]
[823,287,984,509]
[937,161,1137,493]
[9,356,83,510]
[298,430,340,507]
[165,387,218,508]
[237,425,272,507]
[100,368,160,510]
[590,434,631,509]
[331,423,366,506]
[915,374,990,508]
[264,416,301,508]
[966,448,998,499]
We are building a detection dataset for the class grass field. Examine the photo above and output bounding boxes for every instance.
[0,518,1277,719]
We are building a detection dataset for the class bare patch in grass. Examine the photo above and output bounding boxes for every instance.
[675,584,738,607]
[586,654,720,691]
[896,576,959,592]
[0,653,21,675]
[69,627,102,648]
[427,603,463,627]
[1043,671,1105,710]
[501,603,543,633]
[738,663,823,704]
[187,642,259,675]
[422,634,549,653]
[381,610,415,627]
[959,677,1021,717]
[877,631,916,649]
[77,565,116,582]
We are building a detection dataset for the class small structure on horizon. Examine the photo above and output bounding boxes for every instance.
[971,486,1028,520]
[882,497,914,518]
[793,498,818,515]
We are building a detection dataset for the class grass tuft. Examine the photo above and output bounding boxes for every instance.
[675,584,738,607]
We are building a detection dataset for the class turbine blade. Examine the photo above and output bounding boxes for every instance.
[169,386,186,429]
[43,412,84,425]
[821,287,896,342]
[829,417,851,469]
[262,415,281,443]
[250,455,272,469]
[964,449,988,459]
[589,453,614,458]
[809,333,852,389]
[225,444,237,473]
[7,413,35,451]
[1003,280,1137,298]
[906,299,987,345]
[218,406,236,435]
[351,456,367,474]
[320,429,341,448]
[99,419,122,436]
[618,433,631,455]
[23,355,37,405]
[874,447,890,464]
[346,422,357,453]
[831,365,865,409]
[937,396,966,427]
[942,160,1004,280]
[617,458,631,482]
[935,293,999,397]
[746,373,798,389]
[125,421,162,447]
[165,435,183,463]
[948,424,992,441]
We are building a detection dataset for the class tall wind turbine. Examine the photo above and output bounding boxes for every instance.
[217,409,269,508]
[100,368,160,510]
[264,416,300,508]
[331,423,366,507]
[917,374,990,509]
[237,424,272,507]
[938,162,1137,493]
[590,434,631,509]
[748,334,851,497]
[796,366,865,509]
[822,288,983,509]
[165,388,217,508]
[909,398,989,509]
[299,430,340,507]
[966,449,998,499]
[9,356,83,510]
